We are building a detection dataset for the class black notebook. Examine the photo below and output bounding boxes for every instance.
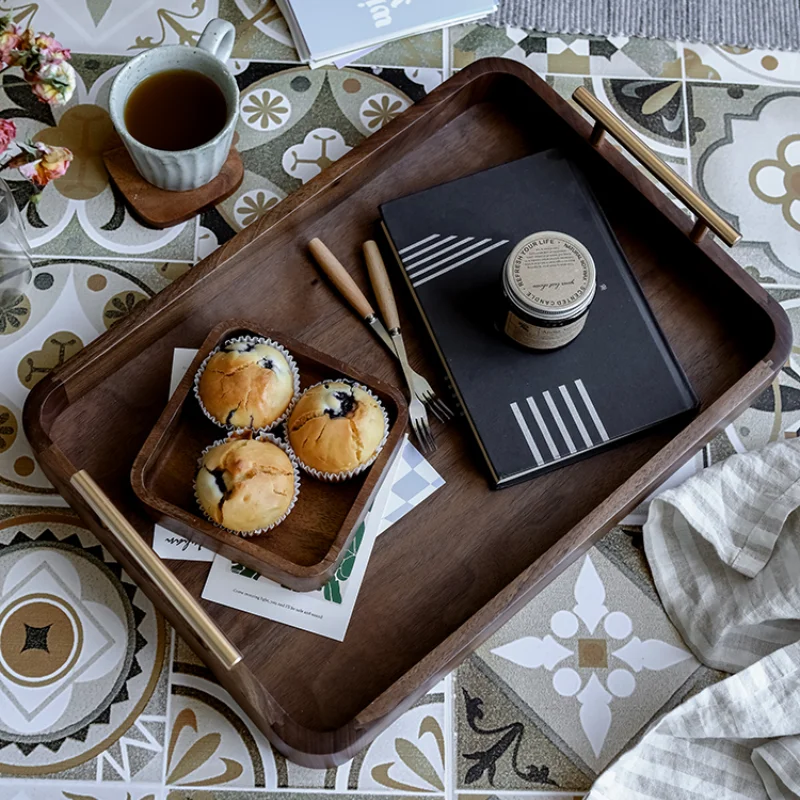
[380,150,698,488]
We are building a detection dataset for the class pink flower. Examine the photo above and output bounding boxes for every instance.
[28,60,76,105]
[18,29,70,66]
[16,142,72,187]
[0,119,16,154]
[0,24,21,68]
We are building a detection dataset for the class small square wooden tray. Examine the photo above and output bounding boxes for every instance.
[130,320,407,591]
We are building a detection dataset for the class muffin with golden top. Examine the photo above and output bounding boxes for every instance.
[195,435,298,533]
[196,337,297,431]
[287,380,387,479]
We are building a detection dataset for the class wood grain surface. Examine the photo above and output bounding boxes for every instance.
[130,321,407,590]
[103,145,244,228]
[24,60,792,767]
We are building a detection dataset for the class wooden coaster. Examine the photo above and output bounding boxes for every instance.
[103,145,244,229]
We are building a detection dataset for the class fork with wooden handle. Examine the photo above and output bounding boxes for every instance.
[363,240,453,424]
[308,238,436,452]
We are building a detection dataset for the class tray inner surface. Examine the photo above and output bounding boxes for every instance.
[47,71,778,732]
[137,324,402,574]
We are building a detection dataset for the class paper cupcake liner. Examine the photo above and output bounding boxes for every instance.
[194,431,301,538]
[193,335,301,434]
[288,380,390,483]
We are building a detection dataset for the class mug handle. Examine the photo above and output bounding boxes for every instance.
[197,18,236,63]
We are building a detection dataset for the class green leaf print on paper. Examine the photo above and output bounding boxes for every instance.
[322,521,365,605]
[231,563,260,580]
[86,0,112,26]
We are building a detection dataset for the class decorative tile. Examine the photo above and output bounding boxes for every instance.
[168,637,445,791]
[708,284,800,462]
[0,786,163,799]
[19,0,220,56]
[456,533,720,790]
[452,24,678,79]
[201,63,425,250]
[0,507,168,780]
[688,83,800,282]
[0,258,184,501]
[682,44,800,86]
[354,31,444,69]
[5,54,196,261]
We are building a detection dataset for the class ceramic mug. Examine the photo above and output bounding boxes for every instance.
[108,19,238,192]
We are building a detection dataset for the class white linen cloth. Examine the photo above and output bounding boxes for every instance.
[587,440,800,800]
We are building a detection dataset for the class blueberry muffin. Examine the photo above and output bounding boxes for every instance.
[197,338,296,430]
[195,437,297,533]
[287,381,387,478]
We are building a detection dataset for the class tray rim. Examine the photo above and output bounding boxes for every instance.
[130,319,408,591]
[23,58,793,765]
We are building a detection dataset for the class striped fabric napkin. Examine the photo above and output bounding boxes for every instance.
[588,440,800,800]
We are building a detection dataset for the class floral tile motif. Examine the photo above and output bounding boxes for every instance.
[167,638,445,791]
[17,0,219,56]
[0,786,163,799]
[4,54,196,261]
[451,24,678,79]
[0,507,168,781]
[456,535,714,790]
[682,44,800,86]
[0,258,183,501]
[200,63,428,249]
[688,83,800,283]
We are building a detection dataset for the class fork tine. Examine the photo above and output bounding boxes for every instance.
[410,416,432,454]
[431,396,454,420]
[428,402,447,424]
[420,417,437,452]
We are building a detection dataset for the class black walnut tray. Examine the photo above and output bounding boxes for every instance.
[24,60,790,767]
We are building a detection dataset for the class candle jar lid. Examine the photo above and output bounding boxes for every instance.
[503,231,596,323]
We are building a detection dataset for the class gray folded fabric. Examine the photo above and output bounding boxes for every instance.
[491,0,800,52]
[587,440,800,799]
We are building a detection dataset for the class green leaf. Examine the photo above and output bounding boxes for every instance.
[324,577,342,604]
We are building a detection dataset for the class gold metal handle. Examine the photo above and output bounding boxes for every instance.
[572,86,741,247]
[71,470,242,671]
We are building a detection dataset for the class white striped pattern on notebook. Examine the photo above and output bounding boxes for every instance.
[398,233,510,287]
[510,379,609,467]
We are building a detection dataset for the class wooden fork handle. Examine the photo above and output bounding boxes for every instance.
[308,238,374,320]
[363,240,400,331]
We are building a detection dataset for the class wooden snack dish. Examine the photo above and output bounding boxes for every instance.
[130,321,407,591]
[24,60,791,767]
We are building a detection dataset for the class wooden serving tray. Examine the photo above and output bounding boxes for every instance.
[130,321,407,591]
[24,60,790,767]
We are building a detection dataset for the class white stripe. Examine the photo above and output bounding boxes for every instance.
[408,238,491,278]
[559,384,593,448]
[526,396,560,459]
[575,379,609,441]
[412,240,510,287]
[543,390,576,454]
[405,237,475,272]
[398,233,439,255]
[402,235,457,264]
[510,402,544,466]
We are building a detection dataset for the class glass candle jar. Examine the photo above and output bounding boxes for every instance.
[501,230,596,351]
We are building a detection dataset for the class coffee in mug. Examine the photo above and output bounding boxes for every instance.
[124,69,228,152]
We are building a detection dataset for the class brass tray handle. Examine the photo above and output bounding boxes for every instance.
[572,86,741,248]
[71,470,242,671]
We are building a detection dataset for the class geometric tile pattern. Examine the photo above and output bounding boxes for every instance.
[0,3,796,798]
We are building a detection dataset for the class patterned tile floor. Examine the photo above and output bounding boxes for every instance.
[0,2,798,798]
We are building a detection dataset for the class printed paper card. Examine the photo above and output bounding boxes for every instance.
[202,436,444,640]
